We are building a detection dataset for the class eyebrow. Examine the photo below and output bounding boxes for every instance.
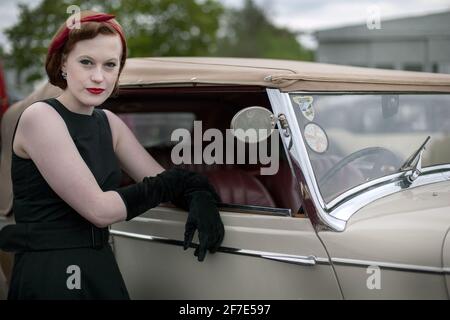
[77,55,119,62]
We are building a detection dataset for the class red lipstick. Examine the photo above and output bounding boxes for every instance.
[87,88,105,95]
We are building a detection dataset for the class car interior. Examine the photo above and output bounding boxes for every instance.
[104,86,304,217]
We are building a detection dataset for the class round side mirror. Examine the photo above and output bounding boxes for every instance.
[381,95,399,119]
[230,106,275,143]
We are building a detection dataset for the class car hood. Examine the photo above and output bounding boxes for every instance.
[322,180,450,269]
[349,180,450,224]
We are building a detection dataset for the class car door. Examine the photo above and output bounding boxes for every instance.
[109,91,342,299]
[111,205,341,299]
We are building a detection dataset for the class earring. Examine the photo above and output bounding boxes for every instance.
[61,71,67,80]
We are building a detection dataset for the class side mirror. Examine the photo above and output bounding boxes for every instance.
[231,106,275,143]
[381,95,399,119]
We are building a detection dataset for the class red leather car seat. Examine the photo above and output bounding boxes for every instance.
[257,161,303,214]
[204,169,276,207]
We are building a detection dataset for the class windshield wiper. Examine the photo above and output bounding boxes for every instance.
[399,136,431,187]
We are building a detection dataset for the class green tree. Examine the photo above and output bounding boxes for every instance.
[4,0,223,89]
[215,0,313,60]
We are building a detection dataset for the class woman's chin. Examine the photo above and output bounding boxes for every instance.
[81,92,108,106]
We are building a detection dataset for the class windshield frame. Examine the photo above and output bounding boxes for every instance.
[270,89,450,231]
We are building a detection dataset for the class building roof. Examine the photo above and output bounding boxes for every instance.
[315,10,450,41]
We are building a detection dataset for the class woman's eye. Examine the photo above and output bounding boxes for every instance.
[80,59,92,65]
[106,62,117,68]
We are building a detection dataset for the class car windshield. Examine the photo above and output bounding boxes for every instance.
[290,93,450,203]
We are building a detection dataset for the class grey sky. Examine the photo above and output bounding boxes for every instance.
[221,0,450,30]
[0,0,449,51]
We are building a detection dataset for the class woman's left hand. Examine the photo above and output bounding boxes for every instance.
[183,190,225,262]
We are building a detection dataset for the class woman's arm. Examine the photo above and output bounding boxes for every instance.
[19,102,127,228]
[103,109,165,182]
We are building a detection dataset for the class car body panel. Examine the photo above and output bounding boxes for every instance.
[319,181,450,299]
[111,207,342,299]
[443,231,450,297]
[327,265,447,299]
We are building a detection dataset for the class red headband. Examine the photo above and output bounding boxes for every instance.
[48,13,126,56]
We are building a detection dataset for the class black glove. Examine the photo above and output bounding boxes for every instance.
[115,168,225,261]
[182,190,225,262]
[116,168,218,221]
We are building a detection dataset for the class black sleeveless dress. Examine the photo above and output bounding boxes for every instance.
[5,98,130,299]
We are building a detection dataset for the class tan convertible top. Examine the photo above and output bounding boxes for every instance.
[119,57,450,92]
[1,57,450,215]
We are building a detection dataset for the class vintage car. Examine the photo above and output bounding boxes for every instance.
[1,57,450,299]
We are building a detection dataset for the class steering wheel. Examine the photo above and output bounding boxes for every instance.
[318,147,402,186]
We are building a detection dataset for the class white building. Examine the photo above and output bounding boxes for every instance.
[315,11,450,73]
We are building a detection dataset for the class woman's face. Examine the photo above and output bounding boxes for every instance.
[61,33,122,108]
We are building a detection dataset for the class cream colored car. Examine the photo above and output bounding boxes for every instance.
[1,58,450,299]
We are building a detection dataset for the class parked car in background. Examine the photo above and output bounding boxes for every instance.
[1,57,450,299]
[0,58,9,298]
[0,59,8,120]
[0,58,9,160]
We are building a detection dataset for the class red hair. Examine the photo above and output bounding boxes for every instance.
[45,10,127,96]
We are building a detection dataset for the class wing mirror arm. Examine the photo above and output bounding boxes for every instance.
[277,113,293,150]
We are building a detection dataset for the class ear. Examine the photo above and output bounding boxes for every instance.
[61,54,68,73]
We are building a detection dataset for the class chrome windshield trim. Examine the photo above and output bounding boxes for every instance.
[327,164,450,210]
[110,229,330,266]
[332,257,450,275]
[329,167,450,221]
[267,89,346,231]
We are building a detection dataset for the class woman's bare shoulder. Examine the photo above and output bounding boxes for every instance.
[14,101,65,158]
[24,100,57,116]
[20,100,66,129]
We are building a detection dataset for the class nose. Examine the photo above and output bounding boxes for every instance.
[91,66,104,83]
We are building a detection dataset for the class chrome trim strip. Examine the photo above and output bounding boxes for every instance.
[110,229,330,266]
[332,257,450,275]
[111,229,184,246]
[218,203,291,216]
[261,254,316,265]
[282,91,450,95]
[267,89,346,231]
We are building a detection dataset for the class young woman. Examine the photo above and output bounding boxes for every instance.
[0,10,224,299]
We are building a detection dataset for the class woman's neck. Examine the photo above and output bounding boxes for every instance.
[56,92,95,116]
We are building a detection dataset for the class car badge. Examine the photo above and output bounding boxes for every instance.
[304,122,328,153]
[292,96,315,121]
